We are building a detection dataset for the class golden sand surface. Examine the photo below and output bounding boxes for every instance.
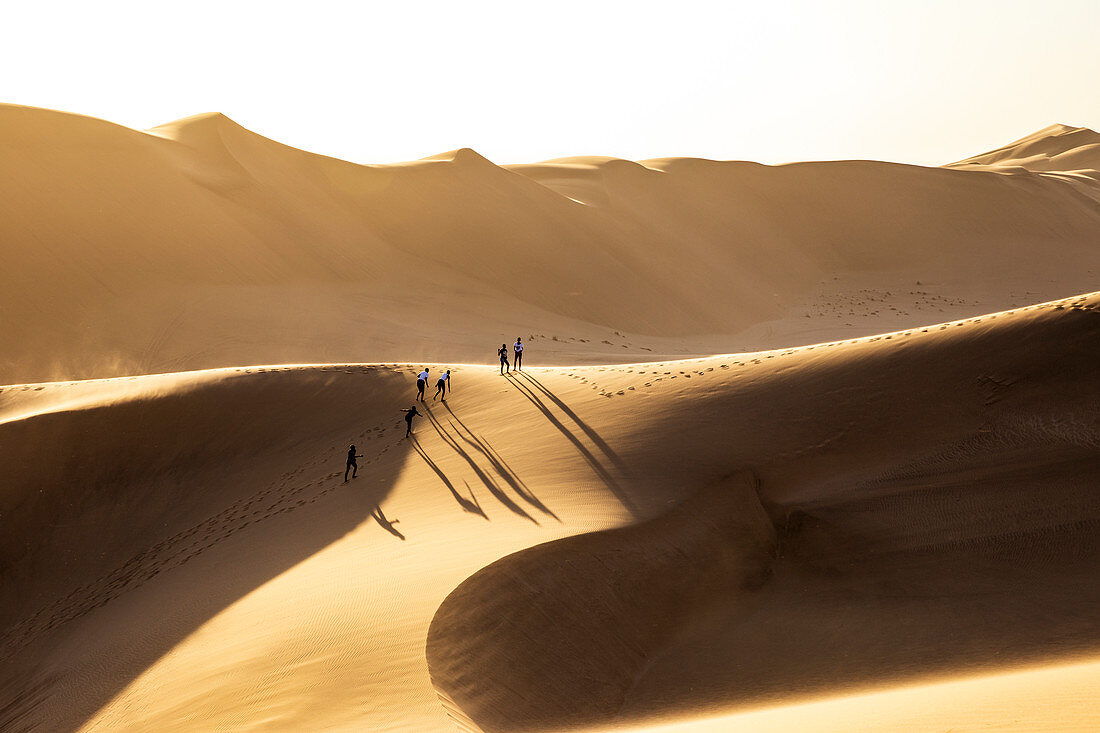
[600,657,1100,733]
[2,107,1099,731]
[3,105,1100,383]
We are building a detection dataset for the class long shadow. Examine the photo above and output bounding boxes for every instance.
[0,368,412,731]
[370,505,406,540]
[411,437,487,519]
[423,406,538,524]
[505,375,637,516]
[515,371,630,475]
[442,403,559,522]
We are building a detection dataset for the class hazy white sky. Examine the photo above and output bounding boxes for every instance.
[3,1,1099,165]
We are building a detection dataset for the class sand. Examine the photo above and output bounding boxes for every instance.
[2,108,1099,732]
[595,657,1100,733]
[3,105,1100,382]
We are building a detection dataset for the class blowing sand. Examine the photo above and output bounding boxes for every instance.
[3,105,1100,382]
[2,109,1099,732]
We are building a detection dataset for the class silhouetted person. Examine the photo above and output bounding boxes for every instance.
[499,344,510,374]
[402,405,423,436]
[514,337,524,370]
[434,370,451,401]
[416,367,429,402]
[345,445,363,482]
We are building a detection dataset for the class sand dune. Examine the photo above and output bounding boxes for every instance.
[4,108,1100,731]
[597,656,1100,733]
[3,292,1099,731]
[949,123,1100,172]
[3,104,1100,382]
[426,293,1100,731]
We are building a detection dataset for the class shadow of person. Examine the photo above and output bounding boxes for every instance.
[371,505,406,541]
[411,436,488,519]
[505,374,637,516]
[442,402,558,521]
[514,371,629,474]
[423,404,538,524]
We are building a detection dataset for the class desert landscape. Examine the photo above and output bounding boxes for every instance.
[2,104,1099,733]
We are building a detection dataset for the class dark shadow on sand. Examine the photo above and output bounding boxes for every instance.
[411,437,487,519]
[424,406,538,524]
[506,373,637,516]
[0,369,412,732]
[442,403,559,522]
[370,505,406,540]
[515,371,630,475]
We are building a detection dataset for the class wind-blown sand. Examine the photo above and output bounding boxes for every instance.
[2,108,1099,732]
[3,105,1100,382]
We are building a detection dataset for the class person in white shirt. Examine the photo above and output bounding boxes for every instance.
[433,369,451,401]
[514,337,524,370]
[415,368,429,402]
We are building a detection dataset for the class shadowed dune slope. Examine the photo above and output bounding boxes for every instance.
[427,292,1100,732]
[3,104,1100,382]
[0,365,416,730]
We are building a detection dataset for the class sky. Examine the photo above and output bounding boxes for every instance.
[3,0,1099,166]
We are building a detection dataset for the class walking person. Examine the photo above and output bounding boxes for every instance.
[401,405,423,437]
[514,337,524,371]
[345,445,363,482]
[498,343,510,375]
[415,367,429,402]
[433,369,451,401]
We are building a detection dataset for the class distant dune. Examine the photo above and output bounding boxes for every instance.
[2,104,1100,381]
[949,123,1100,172]
[2,107,1100,733]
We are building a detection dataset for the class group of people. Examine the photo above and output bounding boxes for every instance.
[344,338,528,482]
[499,337,523,374]
[415,368,450,403]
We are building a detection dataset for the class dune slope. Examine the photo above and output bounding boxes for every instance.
[427,292,1100,731]
[2,293,1099,731]
[949,123,1100,172]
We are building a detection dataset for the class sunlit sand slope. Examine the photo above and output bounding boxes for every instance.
[1,293,1097,731]
[3,104,1100,382]
[949,123,1100,172]
[427,292,1100,731]
[595,656,1100,733]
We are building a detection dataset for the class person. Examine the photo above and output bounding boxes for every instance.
[498,343,510,374]
[345,445,363,482]
[402,405,423,437]
[416,367,429,402]
[433,370,451,401]
[514,337,524,371]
